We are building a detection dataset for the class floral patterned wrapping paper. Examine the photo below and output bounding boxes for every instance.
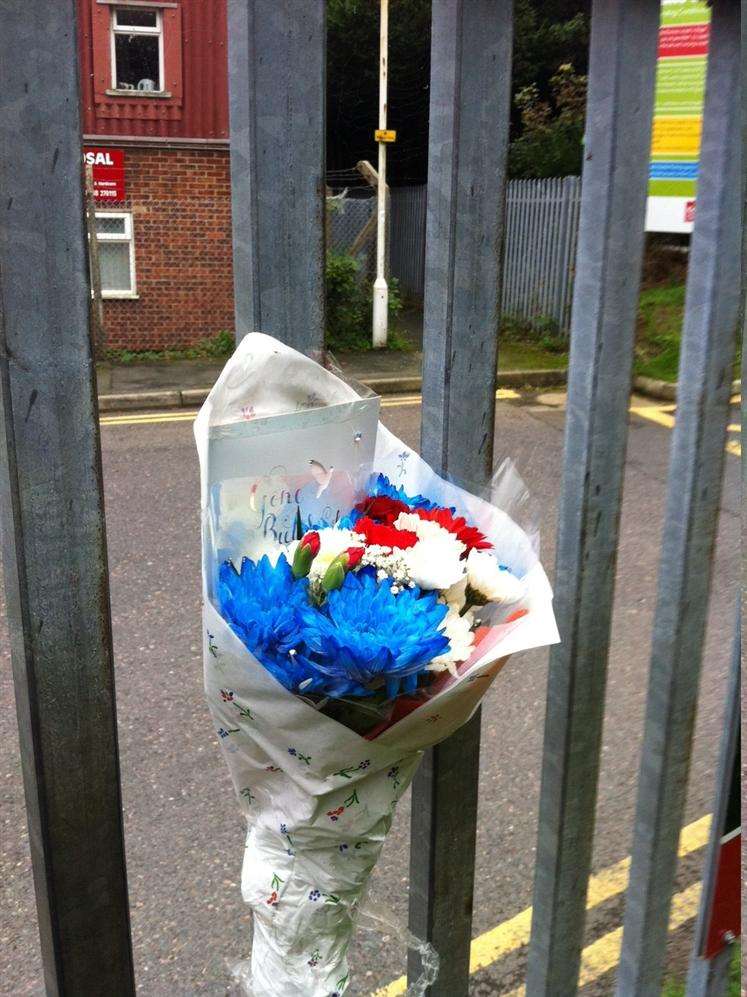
[195,334,559,996]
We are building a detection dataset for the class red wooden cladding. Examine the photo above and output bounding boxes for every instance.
[78,0,228,140]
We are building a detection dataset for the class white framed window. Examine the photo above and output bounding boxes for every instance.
[110,7,164,93]
[95,212,137,298]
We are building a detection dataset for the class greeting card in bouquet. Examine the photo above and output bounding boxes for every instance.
[203,394,379,599]
[194,333,559,996]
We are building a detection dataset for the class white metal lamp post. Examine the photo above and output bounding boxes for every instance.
[372,0,392,348]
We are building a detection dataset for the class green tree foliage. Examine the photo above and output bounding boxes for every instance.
[327,0,432,183]
[509,0,590,176]
[508,63,587,178]
[326,0,590,182]
[325,252,404,351]
[512,0,590,98]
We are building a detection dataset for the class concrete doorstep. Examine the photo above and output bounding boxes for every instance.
[96,371,742,413]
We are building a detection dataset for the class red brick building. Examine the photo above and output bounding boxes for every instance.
[77,0,234,351]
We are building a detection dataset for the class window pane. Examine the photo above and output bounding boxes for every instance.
[95,215,126,236]
[114,33,160,90]
[114,8,158,28]
[99,243,132,293]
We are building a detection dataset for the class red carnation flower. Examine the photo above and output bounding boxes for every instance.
[414,507,492,555]
[354,495,410,525]
[353,517,418,549]
[345,546,365,568]
[299,530,321,556]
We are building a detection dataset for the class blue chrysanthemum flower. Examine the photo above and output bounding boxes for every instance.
[369,473,440,511]
[297,569,450,699]
[217,555,327,694]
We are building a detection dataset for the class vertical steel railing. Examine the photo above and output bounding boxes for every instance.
[1,3,740,995]
[407,2,514,993]
[616,2,741,990]
[525,1,660,992]
[228,0,327,353]
[0,1,135,993]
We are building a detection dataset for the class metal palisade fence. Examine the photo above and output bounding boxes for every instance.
[389,184,429,300]
[0,2,740,997]
[388,177,581,333]
[330,177,581,333]
[502,177,581,334]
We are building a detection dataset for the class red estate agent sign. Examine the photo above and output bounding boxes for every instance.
[702,733,741,959]
[83,147,125,203]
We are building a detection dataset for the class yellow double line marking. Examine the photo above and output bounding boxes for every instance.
[503,882,702,997]
[101,395,742,460]
[630,399,741,457]
[371,814,710,997]
[100,409,199,426]
[99,388,521,425]
[380,388,521,409]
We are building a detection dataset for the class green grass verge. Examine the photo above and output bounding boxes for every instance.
[635,281,742,383]
[634,283,687,382]
[661,944,741,997]
[500,340,569,370]
[503,282,737,385]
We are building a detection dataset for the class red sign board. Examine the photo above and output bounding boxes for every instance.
[83,147,125,202]
[703,830,741,958]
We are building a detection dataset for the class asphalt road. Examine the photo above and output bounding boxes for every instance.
[0,392,740,996]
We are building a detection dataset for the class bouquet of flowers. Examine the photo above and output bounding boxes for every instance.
[194,334,558,997]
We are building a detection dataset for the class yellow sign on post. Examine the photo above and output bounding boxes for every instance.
[374,129,397,143]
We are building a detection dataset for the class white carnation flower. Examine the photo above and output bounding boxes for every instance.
[392,511,467,592]
[306,527,360,581]
[403,534,466,591]
[443,575,468,610]
[428,606,476,675]
[465,549,524,605]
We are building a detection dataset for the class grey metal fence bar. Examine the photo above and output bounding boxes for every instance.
[408,2,513,993]
[616,3,741,991]
[389,178,581,331]
[0,1,135,993]
[525,1,660,993]
[228,0,326,353]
